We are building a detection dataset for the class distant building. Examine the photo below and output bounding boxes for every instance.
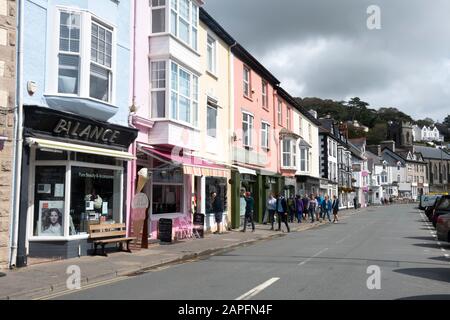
[412,125,444,142]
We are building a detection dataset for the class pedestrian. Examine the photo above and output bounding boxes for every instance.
[380,197,384,206]
[323,195,332,222]
[316,194,323,222]
[276,193,290,233]
[295,195,304,223]
[302,195,309,220]
[267,193,277,231]
[241,192,255,232]
[353,197,358,210]
[287,194,296,223]
[211,192,223,234]
[389,197,393,205]
[332,195,340,223]
[308,194,317,223]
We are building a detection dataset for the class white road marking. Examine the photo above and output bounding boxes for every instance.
[298,248,329,266]
[235,277,280,300]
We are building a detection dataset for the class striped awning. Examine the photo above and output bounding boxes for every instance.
[138,144,229,178]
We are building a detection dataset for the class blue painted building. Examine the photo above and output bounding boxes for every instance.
[16,0,137,265]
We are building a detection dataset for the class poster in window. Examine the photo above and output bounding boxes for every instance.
[38,201,64,236]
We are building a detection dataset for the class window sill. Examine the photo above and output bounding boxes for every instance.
[243,95,253,102]
[151,118,201,132]
[243,145,254,151]
[206,70,219,80]
[28,234,90,242]
[262,106,270,112]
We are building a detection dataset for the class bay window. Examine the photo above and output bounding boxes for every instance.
[151,61,166,118]
[242,112,254,147]
[170,62,198,125]
[300,147,310,172]
[170,0,198,50]
[56,10,114,103]
[151,0,166,33]
[282,139,296,168]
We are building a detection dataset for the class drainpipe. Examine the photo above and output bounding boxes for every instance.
[9,0,24,269]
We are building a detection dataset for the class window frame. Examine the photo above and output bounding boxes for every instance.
[206,34,217,75]
[277,99,283,126]
[282,138,297,169]
[261,80,268,108]
[261,121,270,150]
[150,0,167,34]
[242,112,254,148]
[169,0,199,51]
[207,103,218,138]
[243,66,251,98]
[52,8,116,105]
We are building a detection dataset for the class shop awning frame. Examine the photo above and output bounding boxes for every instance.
[233,165,257,176]
[26,137,136,161]
[137,144,229,178]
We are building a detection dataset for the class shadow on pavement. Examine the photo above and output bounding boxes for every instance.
[412,243,442,249]
[397,295,450,300]
[428,256,450,263]
[393,268,450,283]
[405,236,437,241]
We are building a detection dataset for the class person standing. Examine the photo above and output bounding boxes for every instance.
[308,194,317,223]
[287,194,296,223]
[295,195,304,223]
[302,195,310,220]
[242,192,255,232]
[276,193,290,233]
[267,193,277,230]
[353,197,358,210]
[332,195,340,223]
[211,192,223,234]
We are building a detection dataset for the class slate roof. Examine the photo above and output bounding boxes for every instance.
[414,145,450,160]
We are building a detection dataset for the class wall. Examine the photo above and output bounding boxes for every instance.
[0,0,15,268]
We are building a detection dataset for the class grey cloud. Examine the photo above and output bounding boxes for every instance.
[205,0,450,120]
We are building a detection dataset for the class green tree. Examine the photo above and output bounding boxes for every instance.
[366,122,388,145]
[443,115,450,127]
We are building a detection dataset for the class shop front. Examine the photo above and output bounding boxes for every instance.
[17,107,137,263]
[296,175,321,197]
[135,144,230,239]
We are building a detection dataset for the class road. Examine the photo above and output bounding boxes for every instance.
[54,204,450,300]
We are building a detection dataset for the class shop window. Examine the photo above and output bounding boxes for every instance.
[33,166,67,237]
[152,185,183,214]
[205,177,228,214]
[36,149,68,161]
[70,167,122,235]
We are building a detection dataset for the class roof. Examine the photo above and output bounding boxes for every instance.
[199,8,236,46]
[199,8,280,86]
[276,86,322,126]
[414,145,450,160]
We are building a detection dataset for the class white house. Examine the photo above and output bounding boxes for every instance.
[413,125,444,142]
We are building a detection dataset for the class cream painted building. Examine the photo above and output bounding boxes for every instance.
[195,8,235,231]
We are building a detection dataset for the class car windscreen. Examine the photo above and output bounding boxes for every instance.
[436,197,450,211]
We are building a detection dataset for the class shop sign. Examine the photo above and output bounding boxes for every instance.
[193,213,205,238]
[158,219,173,243]
[24,106,138,149]
[131,193,149,248]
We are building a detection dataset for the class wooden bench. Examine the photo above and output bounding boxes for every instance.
[89,223,136,256]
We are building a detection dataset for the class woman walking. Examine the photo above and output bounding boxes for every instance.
[323,195,332,222]
[295,195,304,223]
[308,194,317,223]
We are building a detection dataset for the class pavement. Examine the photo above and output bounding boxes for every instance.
[45,204,450,300]
[0,207,364,300]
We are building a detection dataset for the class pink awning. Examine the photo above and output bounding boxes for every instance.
[140,145,229,178]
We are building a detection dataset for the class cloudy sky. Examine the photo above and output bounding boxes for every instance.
[204,0,450,122]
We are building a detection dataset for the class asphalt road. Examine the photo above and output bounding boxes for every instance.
[55,204,450,300]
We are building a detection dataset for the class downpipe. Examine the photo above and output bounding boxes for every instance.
[8,0,24,269]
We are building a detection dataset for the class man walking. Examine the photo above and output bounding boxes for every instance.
[295,195,304,223]
[211,192,223,234]
[353,197,358,210]
[267,193,277,230]
[332,195,340,223]
[308,194,317,223]
[242,192,255,232]
[302,194,310,220]
[276,193,290,233]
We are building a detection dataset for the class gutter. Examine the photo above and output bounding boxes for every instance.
[9,0,24,268]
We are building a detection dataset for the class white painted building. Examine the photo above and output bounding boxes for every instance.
[412,125,444,142]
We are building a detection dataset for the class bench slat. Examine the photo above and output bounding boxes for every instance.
[90,231,126,239]
[94,237,136,244]
[89,223,126,232]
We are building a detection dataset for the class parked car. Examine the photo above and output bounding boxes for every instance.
[419,194,441,210]
[425,196,441,221]
[431,196,450,228]
[436,213,450,243]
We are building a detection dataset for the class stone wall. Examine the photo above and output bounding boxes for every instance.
[0,0,15,268]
